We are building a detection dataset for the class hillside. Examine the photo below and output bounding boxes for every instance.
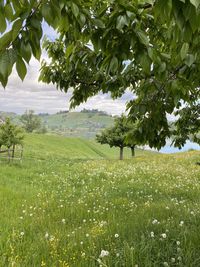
[1,110,115,139]
[23,134,154,160]
[39,111,114,138]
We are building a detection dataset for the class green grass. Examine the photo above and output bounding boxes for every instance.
[0,134,200,266]
[23,134,152,160]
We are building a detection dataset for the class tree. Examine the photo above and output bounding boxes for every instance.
[0,118,24,160]
[0,1,200,148]
[96,115,138,160]
[20,110,41,133]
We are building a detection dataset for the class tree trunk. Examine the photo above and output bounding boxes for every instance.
[120,147,123,160]
[8,147,11,163]
[20,146,24,162]
[12,144,15,160]
[131,145,135,157]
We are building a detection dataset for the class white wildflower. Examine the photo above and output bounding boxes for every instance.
[45,232,49,239]
[152,219,159,224]
[99,250,109,258]
[150,231,154,238]
[179,221,184,226]
[171,258,175,263]
[161,233,167,239]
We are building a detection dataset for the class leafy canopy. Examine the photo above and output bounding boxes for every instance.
[96,115,138,150]
[0,0,200,148]
[0,118,24,148]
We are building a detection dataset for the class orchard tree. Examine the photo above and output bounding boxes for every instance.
[0,1,200,148]
[96,115,138,160]
[20,110,41,133]
[0,118,24,160]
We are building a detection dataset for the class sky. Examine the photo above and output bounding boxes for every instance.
[0,24,133,115]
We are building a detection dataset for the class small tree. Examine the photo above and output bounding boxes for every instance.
[20,110,41,133]
[96,115,138,160]
[0,118,24,161]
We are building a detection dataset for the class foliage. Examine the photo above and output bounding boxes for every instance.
[96,115,138,159]
[20,110,41,133]
[0,117,24,149]
[0,1,200,147]
[172,103,200,148]
[35,125,48,134]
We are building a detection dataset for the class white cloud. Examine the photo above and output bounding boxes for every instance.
[0,57,130,115]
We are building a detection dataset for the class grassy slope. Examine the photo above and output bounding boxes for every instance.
[23,133,154,160]
[1,134,200,266]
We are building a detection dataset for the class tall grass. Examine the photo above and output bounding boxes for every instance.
[0,134,200,266]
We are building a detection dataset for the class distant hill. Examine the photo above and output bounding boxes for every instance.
[0,110,115,139]
[38,110,114,138]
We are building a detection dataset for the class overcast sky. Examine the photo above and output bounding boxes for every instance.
[0,23,134,115]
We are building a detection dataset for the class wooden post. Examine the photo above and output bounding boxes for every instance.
[7,147,11,163]
[120,147,123,160]
[20,146,24,162]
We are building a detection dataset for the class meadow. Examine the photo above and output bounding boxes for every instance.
[0,134,200,266]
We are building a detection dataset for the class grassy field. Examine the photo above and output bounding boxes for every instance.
[0,134,200,266]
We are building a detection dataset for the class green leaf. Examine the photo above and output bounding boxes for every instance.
[190,0,200,9]
[137,30,149,46]
[21,42,32,63]
[116,15,128,31]
[183,22,192,42]
[4,3,13,21]
[0,13,7,33]
[139,53,151,74]
[5,3,13,21]
[59,15,70,32]
[65,44,74,59]
[126,11,135,19]
[185,54,195,66]
[16,57,27,81]
[12,19,23,40]
[180,43,189,60]
[79,14,86,26]
[0,51,10,79]
[159,62,166,73]
[30,18,41,30]
[160,53,171,60]
[109,56,118,73]
[41,4,54,27]
[189,8,200,32]
[93,19,105,28]
[0,31,13,50]
[71,3,79,18]
[0,49,16,87]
